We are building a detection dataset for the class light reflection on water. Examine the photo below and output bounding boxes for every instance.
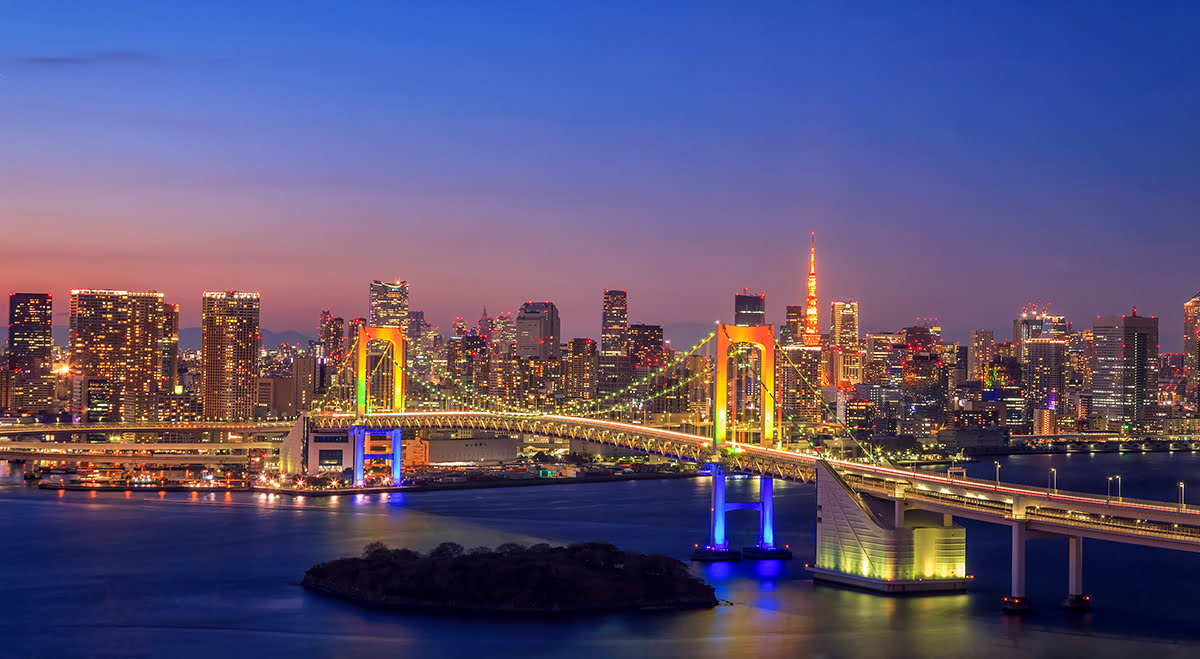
[3,455,1200,657]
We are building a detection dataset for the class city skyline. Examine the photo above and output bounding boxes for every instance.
[4,2,1200,346]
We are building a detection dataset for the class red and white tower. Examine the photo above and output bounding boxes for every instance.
[803,232,820,348]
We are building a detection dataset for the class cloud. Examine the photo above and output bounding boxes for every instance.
[13,51,158,66]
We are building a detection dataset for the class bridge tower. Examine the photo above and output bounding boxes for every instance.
[713,323,776,448]
[350,325,406,486]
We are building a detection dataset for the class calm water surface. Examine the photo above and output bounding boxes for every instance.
[4,452,1200,658]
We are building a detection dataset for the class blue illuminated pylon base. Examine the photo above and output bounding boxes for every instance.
[741,544,793,560]
[691,546,743,562]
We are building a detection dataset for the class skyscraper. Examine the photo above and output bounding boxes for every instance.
[70,290,174,420]
[1186,292,1200,403]
[803,233,820,348]
[780,305,805,346]
[1092,310,1159,427]
[628,324,665,368]
[829,301,859,348]
[601,290,628,355]
[968,330,996,382]
[564,338,599,403]
[7,293,54,412]
[201,291,261,420]
[1022,338,1067,415]
[318,309,345,364]
[369,280,408,327]
[734,290,766,327]
[515,301,560,359]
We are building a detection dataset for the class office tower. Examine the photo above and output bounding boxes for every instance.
[452,317,468,337]
[1092,310,1159,426]
[70,290,173,420]
[1022,338,1067,415]
[601,290,629,355]
[803,233,820,347]
[492,311,516,355]
[0,370,10,410]
[781,305,805,346]
[564,338,599,403]
[201,291,261,420]
[515,301,560,359]
[734,290,766,327]
[70,375,115,423]
[160,303,179,393]
[7,293,54,412]
[1186,292,1200,403]
[292,356,323,413]
[477,307,494,341]
[968,330,996,383]
[368,280,408,327]
[348,318,367,347]
[318,309,345,364]
[779,344,822,422]
[829,301,859,348]
[628,323,664,368]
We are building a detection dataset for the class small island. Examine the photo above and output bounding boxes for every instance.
[303,541,718,613]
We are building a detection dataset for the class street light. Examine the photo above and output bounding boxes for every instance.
[1107,476,1113,504]
[1048,468,1057,495]
[1116,475,1122,501]
[1180,482,1186,509]
[994,461,1001,490]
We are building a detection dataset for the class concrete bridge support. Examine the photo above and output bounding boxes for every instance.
[692,466,791,561]
[1062,535,1091,611]
[809,461,967,593]
[1002,522,1032,614]
[351,426,404,486]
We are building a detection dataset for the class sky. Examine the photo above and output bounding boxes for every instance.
[2,1,1199,348]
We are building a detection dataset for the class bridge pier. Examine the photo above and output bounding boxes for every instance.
[1062,535,1090,611]
[692,463,741,561]
[743,476,793,560]
[390,429,403,486]
[810,461,967,593]
[1002,522,1032,614]
[351,426,366,486]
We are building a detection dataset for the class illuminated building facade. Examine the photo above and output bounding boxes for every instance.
[368,280,408,327]
[601,290,628,355]
[968,330,995,383]
[201,291,261,420]
[734,290,766,327]
[628,323,664,368]
[69,289,175,420]
[7,293,54,412]
[829,301,859,348]
[318,309,345,364]
[780,305,804,346]
[1092,310,1158,427]
[1022,338,1067,416]
[515,301,560,359]
[1186,292,1200,403]
[564,338,599,403]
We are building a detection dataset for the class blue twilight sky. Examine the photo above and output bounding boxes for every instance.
[2,1,1199,347]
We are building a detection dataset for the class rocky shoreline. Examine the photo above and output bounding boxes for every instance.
[302,541,718,614]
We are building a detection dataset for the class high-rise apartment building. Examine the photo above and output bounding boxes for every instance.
[829,301,859,348]
[601,290,628,355]
[1022,338,1067,415]
[70,290,175,420]
[1092,310,1159,426]
[8,293,54,412]
[201,291,261,420]
[734,291,766,327]
[1186,292,1200,403]
[318,309,345,363]
[515,301,560,360]
[369,280,408,327]
[968,330,996,383]
[564,338,599,403]
[628,324,664,368]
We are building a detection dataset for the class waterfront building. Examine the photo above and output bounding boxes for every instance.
[1186,292,1200,403]
[515,301,560,360]
[201,291,261,420]
[1092,310,1159,427]
[734,290,766,327]
[69,289,175,420]
[1022,337,1067,416]
[601,290,628,355]
[7,293,54,412]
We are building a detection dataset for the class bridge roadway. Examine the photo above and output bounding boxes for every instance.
[0,421,294,438]
[312,411,1200,551]
[0,440,277,465]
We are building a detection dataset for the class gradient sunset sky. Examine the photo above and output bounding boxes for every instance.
[3,2,1199,347]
